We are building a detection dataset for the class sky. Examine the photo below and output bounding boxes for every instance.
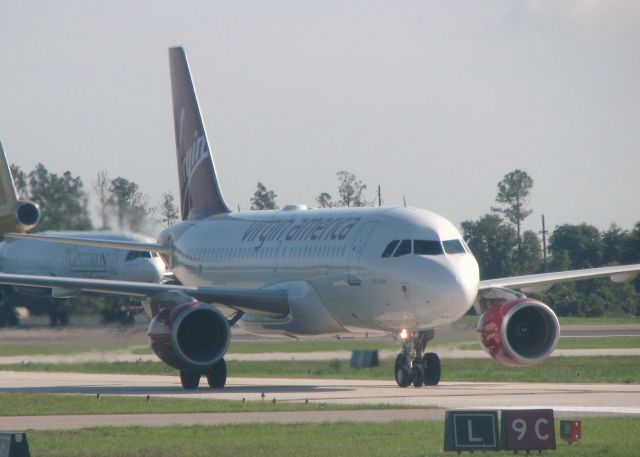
[1,0,639,236]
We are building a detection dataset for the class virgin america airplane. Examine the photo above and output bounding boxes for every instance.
[3,47,639,389]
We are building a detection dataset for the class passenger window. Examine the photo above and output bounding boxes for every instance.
[443,239,466,254]
[381,240,400,258]
[393,240,412,257]
[414,240,443,255]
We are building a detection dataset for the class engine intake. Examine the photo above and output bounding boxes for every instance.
[15,201,40,228]
[148,299,230,370]
[477,298,560,367]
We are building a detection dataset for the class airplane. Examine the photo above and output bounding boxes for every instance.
[0,142,166,327]
[1,47,639,389]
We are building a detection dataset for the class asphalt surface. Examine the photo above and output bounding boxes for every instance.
[0,371,639,430]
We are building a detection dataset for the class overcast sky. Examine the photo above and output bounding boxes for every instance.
[1,1,638,235]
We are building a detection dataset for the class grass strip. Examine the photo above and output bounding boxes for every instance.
[0,393,412,416]
[1,356,638,383]
[25,418,640,457]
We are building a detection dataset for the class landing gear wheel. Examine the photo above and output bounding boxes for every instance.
[394,353,412,388]
[58,310,69,327]
[49,311,59,328]
[423,352,441,386]
[205,359,227,388]
[180,369,201,389]
[412,359,424,387]
[0,287,18,328]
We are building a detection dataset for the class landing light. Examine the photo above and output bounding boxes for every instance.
[400,329,409,340]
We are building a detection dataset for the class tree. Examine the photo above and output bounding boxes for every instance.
[250,182,278,210]
[461,214,518,279]
[549,224,603,269]
[94,171,111,230]
[336,171,368,207]
[493,169,534,252]
[519,230,543,274]
[316,192,333,208]
[108,176,150,231]
[625,222,640,265]
[601,224,630,265]
[157,191,179,226]
[10,164,28,199]
[27,164,92,232]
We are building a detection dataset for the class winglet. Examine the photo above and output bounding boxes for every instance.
[169,47,231,220]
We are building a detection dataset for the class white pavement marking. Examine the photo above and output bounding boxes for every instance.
[1,371,640,415]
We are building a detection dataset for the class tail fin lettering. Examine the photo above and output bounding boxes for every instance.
[169,47,231,220]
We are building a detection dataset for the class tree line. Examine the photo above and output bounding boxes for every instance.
[11,163,640,317]
[11,164,179,233]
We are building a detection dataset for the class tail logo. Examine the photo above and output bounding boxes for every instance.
[178,109,209,192]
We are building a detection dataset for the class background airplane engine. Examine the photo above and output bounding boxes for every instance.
[0,201,40,233]
[477,297,560,367]
[147,300,230,370]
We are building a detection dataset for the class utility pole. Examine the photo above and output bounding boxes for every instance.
[377,185,382,207]
[540,215,548,272]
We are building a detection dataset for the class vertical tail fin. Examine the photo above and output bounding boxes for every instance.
[0,141,18,207]
[169,47,231,220]
[0,141,40,233]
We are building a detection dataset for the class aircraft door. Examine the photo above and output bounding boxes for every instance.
[348,221,378,284]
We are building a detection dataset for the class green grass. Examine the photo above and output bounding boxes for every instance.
[558,316,640,325]
[2,355,639,383]
[457,337,640,351]
[0,393,411,416]
[558,336,640,349]
[25,418,640,456]
[132,339,398,356]
[0,344,140,357]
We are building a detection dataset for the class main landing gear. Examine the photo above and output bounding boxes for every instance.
[179,358,227,389]
[394,330,441,388]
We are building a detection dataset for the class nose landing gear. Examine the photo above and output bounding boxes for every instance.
[394,330,441,388]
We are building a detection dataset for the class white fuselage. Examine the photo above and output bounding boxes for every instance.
[0,232,165,286]
[162,206,480,336]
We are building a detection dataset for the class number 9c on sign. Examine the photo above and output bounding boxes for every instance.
[502,409,556,451]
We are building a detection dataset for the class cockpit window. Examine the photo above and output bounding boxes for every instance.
[443,239,466,254]
[125,251,152,261]
[393,239,412,257]
[381,240,400,257]
[414,240,443,255]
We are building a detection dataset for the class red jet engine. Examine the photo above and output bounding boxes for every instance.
[478,298,560,367]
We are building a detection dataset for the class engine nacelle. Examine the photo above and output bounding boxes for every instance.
[0,201,40,234]
[147,299,230,370]
[477,298,560,367]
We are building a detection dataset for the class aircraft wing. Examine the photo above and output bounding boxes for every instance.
[0,273,289,318]
[4,233,172,254]
[479,264,640,293]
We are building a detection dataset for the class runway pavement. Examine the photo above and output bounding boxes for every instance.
[0,370,639,429]
[0,347,639,364]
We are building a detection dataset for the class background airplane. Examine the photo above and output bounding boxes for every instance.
[2,47,639,389]
[0,141,165,327]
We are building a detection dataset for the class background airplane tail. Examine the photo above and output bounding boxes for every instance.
[0,141,40,234]
[169,47,230,221]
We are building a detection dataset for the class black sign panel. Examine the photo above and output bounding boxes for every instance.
[444,410,500,452]
[0,432,30,457]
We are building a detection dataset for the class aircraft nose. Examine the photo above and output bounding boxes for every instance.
[133,259,165,284]
[435,256,480,311]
